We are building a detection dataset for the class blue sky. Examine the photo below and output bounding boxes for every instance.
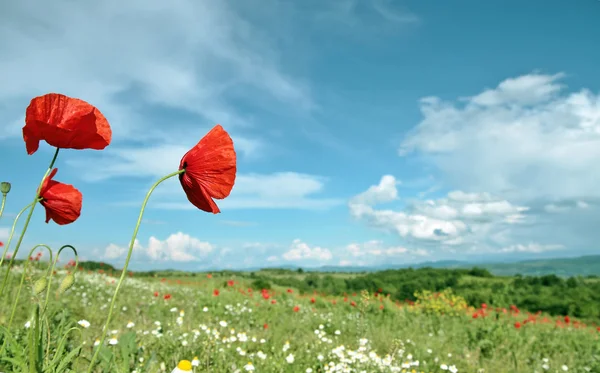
[1,0,599,270]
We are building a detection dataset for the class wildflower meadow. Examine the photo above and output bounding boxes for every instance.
[0,94,599,373]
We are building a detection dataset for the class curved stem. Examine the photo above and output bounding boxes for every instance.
[0,244,52,354]
[0,202,35,269]
[86,169,184,372]
[43,244,78,313]
[0,147,59,298]
[0,195,6,220]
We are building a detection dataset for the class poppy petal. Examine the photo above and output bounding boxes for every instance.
[38,168,82,225]
[178,125,236,213]
[23,93,112,155]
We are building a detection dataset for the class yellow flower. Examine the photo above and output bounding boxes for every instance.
[172,360,193,373]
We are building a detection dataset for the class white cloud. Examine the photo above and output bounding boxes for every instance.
[345,240,429,258]
[399,73,600,202]
[349,175,398,206]
[104,232,214,262]
[497,243,564,254]
[282,239,333,261]
[349,175,528,247]
[0,0,312,133]
[0,227,8,242]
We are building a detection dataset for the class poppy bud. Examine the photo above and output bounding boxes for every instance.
[58,274,75,294]
[33,277,48,295]
[0,182,10,195]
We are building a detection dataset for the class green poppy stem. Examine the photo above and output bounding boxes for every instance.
[43,245,78,313]
[0,195,6,220]
[0,243,52,355]
[86,169,185,373]
[0,147,60,298]
[0,202,35,269]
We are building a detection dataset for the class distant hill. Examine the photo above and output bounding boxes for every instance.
[474,255,600,277]
[278,256,600,277]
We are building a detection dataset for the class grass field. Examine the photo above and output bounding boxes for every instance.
[1,263,599,373]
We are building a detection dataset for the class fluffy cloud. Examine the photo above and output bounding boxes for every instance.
[345,240,429,258]
[349,175,528,248]
[372,72,600,257]
[399,73,600,202]
[282,239,333,261]
[104,232,214,262]
[497,243,564,254]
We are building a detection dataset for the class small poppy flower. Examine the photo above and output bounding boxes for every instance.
[213,289,220,296]
[0,241,3,247]
[38,168,82,225]
[310,298,316,304]
[263,323,268,329]
[178,125,237,214]
[227,280,235,287]
[163,294,171,300]
[293,305,300,312]
[23,93,112,155]
[207,273,213,279]
[514,321,521,329]
[153,291,159,297]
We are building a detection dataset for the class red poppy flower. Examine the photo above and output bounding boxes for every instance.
[23,93,112,155]
[39,168,82,225]
[213,289,220,296]
[514,321,521,329]
[163,294,171,300]
[293,305,300,312]
[178,125,236,214]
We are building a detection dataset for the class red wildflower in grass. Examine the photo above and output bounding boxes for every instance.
[23,93,112,155]
[472,313,479,319]
[163,294,171,300]
[379,304,384,310]
[343,297,348,302]
[293,305,300,312]
[564,315,571,324]
[287,289,293,293]
[514,321,522,329]
[207,273,213,279]
[213,289,220,296]
[350,301,357,307]
[227,280,235,287]
[263,323,268,329]
[271,299,276,304]
[332,300,337,305]
[29,256,33,261]
[481,303,487,309]
[178,125,237,213]
[597,327,600,332]
[0,242,3,247]
[38,168,82,225]
[310,298,316,304]
[153,291,159,297]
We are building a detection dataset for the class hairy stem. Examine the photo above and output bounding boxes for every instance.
[87,169,184,372]
[0,147,60,298]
